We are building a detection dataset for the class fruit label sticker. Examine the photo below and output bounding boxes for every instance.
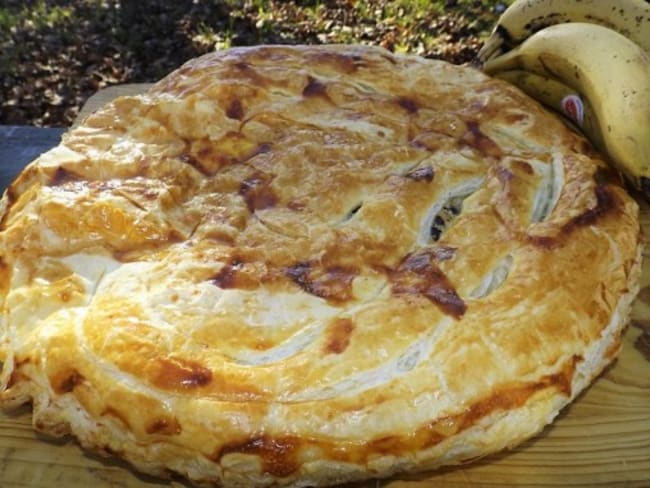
[561,94,584,127]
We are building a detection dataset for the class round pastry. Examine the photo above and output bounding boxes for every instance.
[0,45,641,487]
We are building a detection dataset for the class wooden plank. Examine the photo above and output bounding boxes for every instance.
[0,84,648,487]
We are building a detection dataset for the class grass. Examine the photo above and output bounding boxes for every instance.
[0,8,17,32]
[0,1,74,33]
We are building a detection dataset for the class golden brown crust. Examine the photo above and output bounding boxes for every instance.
[0,44,642,487]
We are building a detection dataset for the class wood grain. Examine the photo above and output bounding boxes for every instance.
[0,84,648,488]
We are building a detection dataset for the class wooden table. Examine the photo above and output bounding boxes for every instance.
[0,84,649,487]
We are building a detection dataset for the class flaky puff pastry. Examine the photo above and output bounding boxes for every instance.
[0,45,642,487]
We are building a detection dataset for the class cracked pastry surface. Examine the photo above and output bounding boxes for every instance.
[0,45,642,487]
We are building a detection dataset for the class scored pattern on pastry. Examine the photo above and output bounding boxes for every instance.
[0,45,641,487]
[418,176,484,244]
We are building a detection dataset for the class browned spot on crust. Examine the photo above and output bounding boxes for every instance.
[234,61,250,71]
[7,368,25,390]
[285,261,358,303]
[146,417,182,436]
[4,184,17,205]
[405,166,434,182]
[390,250,466,318]
[568,184,614,229]
[183,134,266,175]
[178,153,210,176]
[49,167,83,186]
[211,257,244,289]
[324,318,355,354]
[218,436,300,477]
[5,357,31,389]
[462,120,502,159]
[0,257,10,298]
[232,61,268,87]
[149,357,212,391]
[527,235,556,249]
[226,99,245,120]
[197,144,229,168]
[167,229,185,244]
[302,76,329,99]
[53,369,85,394]
[0,203,13,231]
[512,159,533,175]
[196,145,215,159]
[6,370,19,389]
[239,172,278,212]
[209,252,271,291]
[396,96,419,114]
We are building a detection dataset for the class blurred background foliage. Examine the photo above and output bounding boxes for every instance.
[0,0,511,127]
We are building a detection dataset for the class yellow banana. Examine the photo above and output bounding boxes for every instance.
[483,23,650,194]
[478,0,650,63]
[493,70,606,153]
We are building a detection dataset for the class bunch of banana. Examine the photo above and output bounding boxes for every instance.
[479,0,650,197]
[478,0,650,63]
